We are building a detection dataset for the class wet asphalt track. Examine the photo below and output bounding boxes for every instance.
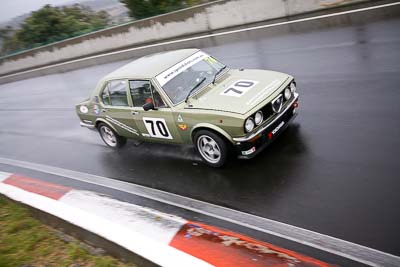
[0,17,400,258]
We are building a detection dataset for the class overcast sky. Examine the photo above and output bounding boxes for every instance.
[0,0,76,23]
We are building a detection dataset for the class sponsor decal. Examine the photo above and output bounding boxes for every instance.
[220,80,259,97]
[156,51,208,86]
[80,105,88,114]
[178,124,188,131]
[170,222,329,266]
[204,57,217,64]
[242,147,256,156]
[268,121,285,139]
[93,105,100,115]
[177,114,184,123]
[105,115,139,136]
[143,117,173,139]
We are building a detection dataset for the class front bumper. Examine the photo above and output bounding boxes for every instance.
[234,94,299,159]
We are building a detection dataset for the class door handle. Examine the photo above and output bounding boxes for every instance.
[131,111,139,115]
[101,109,107,113]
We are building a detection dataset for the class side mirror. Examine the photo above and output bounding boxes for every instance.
[143,101,156,111]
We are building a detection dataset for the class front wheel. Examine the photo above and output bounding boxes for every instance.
[194,130,229,167]
[98,123,127,148]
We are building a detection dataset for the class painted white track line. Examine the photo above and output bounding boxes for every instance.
[1,2,399,80]
[0,157,399,266]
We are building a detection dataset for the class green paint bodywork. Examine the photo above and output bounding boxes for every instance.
[76,49,294,146]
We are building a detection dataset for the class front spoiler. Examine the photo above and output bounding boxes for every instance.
[235,97,299,159]
[233,92,298,142]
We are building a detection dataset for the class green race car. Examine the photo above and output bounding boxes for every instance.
[76,49,299,167]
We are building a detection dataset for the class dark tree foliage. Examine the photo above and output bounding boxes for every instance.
[120,0,203,20]
[1,4,109,55]
[0,26,13,40]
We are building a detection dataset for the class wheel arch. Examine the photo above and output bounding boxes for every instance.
[95,118,120,134]
[190,123,234,144]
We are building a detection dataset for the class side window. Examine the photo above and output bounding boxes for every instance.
[101,85,111,105]
[101,80,128,106]
[130,80,166,108]
[152,88,166,108]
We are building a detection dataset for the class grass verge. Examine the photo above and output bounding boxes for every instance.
[0,195,137,267]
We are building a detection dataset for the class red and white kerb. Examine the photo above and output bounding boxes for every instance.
[0,171,332,267]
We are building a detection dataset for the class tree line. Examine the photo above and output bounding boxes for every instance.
[0,4,109,56]
[0,0,206,56]
[121,0,204,20]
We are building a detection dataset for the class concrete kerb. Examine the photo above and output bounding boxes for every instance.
[2,194,158,267]
[0,171,333,267]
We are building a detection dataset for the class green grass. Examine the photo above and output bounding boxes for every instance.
[0,196,137,267]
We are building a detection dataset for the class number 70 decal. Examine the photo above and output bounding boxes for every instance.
[220,80,259,97]
[143,117,173,139]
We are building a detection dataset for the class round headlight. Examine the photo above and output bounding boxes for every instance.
[254,111,263,125]
[290,82,296,93]
[284,88,291,100]
[245,117,255,133]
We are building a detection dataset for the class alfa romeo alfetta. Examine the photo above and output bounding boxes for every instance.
[76,49,299,167]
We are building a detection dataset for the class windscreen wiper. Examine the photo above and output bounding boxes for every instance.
[212,66,227,84]
[185,77,206,103]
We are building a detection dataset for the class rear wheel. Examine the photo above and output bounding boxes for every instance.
[98,123,126,148]
[194,130,229,167]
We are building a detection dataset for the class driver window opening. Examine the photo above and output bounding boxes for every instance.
[129,80,166,108]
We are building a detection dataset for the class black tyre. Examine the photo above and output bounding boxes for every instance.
[97,123,127,148]
[194,130,229,167]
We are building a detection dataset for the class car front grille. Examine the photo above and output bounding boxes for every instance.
[260,85,292,123]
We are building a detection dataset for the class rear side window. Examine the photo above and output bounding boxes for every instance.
[101,80,128,106]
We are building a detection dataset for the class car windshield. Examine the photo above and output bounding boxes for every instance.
[156,52,226,104]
